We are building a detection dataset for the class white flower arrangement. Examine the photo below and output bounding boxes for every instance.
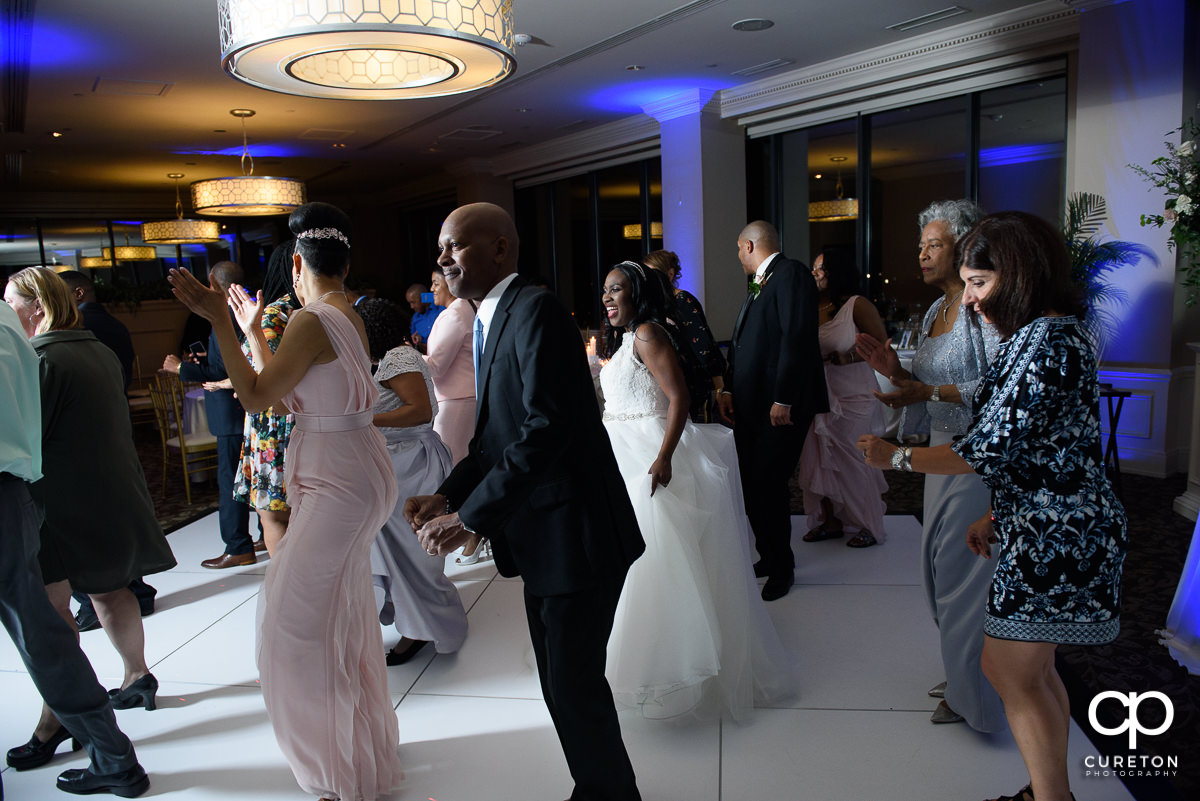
[1132,111,1200,304]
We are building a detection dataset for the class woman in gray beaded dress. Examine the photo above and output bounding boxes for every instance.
[855,200,1006,732]
[356,299,467,666]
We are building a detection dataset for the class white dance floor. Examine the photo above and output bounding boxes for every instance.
[0,513,1135,801]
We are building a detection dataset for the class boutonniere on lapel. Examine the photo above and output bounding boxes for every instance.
[748,270,772,298]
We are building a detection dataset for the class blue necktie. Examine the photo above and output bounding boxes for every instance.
[473,315,485,399]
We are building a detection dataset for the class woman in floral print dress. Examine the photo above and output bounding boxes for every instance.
[858,212,1126,801]
[233,241,297,554]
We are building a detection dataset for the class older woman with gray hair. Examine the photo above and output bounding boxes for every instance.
[855,199,1005,732]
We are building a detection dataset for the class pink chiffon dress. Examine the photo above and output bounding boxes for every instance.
[256,297,401,801]
[796,297,888,540]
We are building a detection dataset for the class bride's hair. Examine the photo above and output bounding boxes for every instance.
[602,261,676,359]
[602,262,707,408]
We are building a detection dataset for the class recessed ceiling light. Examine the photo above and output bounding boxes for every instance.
[830,156,848,162]
[732,18,774,32]
[625,64,644,71]
[49,131,64,138]
[814,173,823,179]
[332,143,347,148]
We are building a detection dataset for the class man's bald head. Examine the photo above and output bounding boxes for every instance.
[438,203,520,300]
[736,220,781,275]
[57,270,96,304]
[739,221,780,253]
[209,261,244,292]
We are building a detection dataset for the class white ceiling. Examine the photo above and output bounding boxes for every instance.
[7,0,1058,194]
[1,0,1052,260]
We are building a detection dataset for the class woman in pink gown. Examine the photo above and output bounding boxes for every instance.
[168,202,400,801]
[796,246,890,548]
[423,266,476,465]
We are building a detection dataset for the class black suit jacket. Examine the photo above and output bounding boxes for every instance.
[439,276,644,597]
[79,302,134,391]
[727,254,829,428]
[178,312,245,438]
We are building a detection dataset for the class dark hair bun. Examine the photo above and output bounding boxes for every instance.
[289,202,352,243]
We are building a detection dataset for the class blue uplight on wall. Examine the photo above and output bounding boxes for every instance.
[589,79,734,114]
[27,22,101,68]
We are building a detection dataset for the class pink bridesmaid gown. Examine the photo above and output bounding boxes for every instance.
[423,297,476,465]
[256,297,401,800]
[797,296,888,540]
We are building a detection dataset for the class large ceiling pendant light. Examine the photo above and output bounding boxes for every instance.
[88,235,158,263]
[809,170,859,223]
[143,174,223,244]
[191,109,306,216]
[218,0,516,100]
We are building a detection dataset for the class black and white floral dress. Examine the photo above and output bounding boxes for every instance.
[952,316,1127,645]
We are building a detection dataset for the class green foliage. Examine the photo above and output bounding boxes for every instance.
[1062,192,1152,352]
[1131,115,1200,304]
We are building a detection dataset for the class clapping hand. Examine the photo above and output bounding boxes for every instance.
[874,378,929,410]
[227,283,265,338]
[856,434,898,470]
[856,333,901,378]
[168,268,228,322]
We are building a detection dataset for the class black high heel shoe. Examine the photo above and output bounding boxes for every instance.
[108,673,158,711]
[6,726,80,771]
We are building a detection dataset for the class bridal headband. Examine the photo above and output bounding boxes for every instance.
[617,260,646,279]
[297,227,350,248]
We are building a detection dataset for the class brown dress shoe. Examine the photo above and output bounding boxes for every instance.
[252,538,268,553]
[200,552,256,569]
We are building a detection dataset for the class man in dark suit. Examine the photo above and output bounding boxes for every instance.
[405,203,644,801]
[58,271,136,390]
[718,221,828,601]
[164,261,253,569]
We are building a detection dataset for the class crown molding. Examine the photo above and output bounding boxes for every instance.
[642,88,718,123]
[487,114,661,182]
[720,0,1081,122]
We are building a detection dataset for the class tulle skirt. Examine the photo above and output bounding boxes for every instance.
[603,417,797,721]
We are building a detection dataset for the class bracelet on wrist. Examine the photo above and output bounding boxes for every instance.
[890,446,914,472]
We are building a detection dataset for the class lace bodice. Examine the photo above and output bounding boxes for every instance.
[373,345,437,432]
[600,331,668,421]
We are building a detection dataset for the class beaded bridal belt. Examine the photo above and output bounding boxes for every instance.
[603,410,664,422]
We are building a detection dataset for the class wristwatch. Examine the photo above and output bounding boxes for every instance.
[929,384,941,403]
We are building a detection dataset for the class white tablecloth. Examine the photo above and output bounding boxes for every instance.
[182,388,208,436]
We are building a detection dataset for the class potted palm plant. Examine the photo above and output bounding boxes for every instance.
[1063,191,1153,355]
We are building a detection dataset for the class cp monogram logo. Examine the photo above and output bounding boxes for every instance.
[1088,691,1174,749]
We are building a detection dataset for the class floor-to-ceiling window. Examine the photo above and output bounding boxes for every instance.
[514,157,662,329]
[746,76,1067,327]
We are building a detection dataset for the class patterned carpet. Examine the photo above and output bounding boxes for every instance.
[134,419,219,534]
[791,469,1199,801]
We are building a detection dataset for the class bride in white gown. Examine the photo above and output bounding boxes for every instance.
[599,261,797,721]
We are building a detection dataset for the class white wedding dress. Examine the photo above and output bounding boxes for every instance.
[600,331,797,721]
